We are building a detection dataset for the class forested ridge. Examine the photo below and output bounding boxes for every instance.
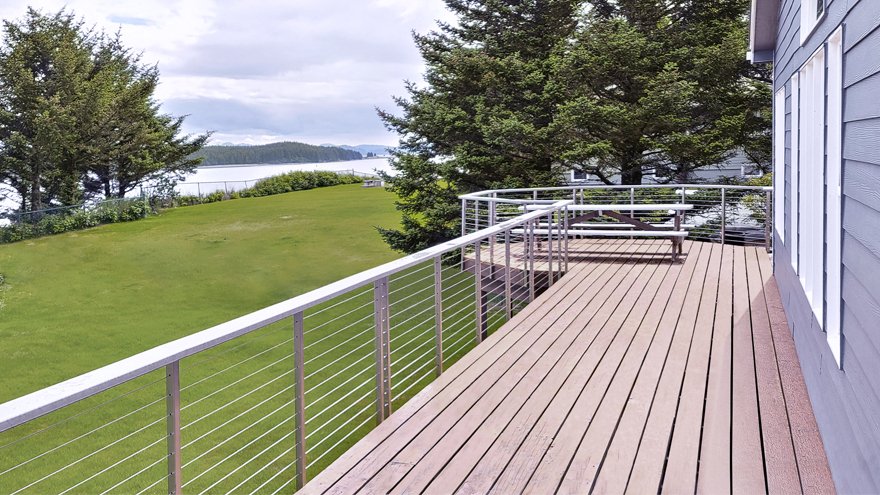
[192,142,362,166]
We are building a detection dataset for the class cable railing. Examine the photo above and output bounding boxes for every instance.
[460,183,773,250]
[0,198,571,494]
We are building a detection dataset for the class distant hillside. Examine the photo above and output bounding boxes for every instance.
[192,141,362,166]
[321,144,395,157]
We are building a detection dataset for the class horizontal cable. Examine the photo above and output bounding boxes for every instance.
[304,324,372,366]
[305,387,374,440]
[224,444,294,495]
[0,393,164,478]
[248,457,293,495]
[305,337,373,380]
[304,285,372,320]
[97,454,165,495]
[394,367,436,401]
[305,376,373,426]
[182,371,292,431]
[54,435,166,495]
[0,375,164,453]
[391,349,435,392]
[184,417,292,489]
[182,385,292,453]
[304,307,374,350]
[8,413,165,495]
[306,402,374,459]
[305,364,371,411]
[195,429,295,495]
[305,352,372,395]
[182,352,292,412]
[303,301,374,340]
[182,338,291,393]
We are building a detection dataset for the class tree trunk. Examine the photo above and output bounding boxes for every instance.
[620,164,643,185]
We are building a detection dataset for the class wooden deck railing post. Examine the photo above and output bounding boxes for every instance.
[293,312,307,489]
[373,278,391,422]
[165,362,182,495]
[433,257,444,376]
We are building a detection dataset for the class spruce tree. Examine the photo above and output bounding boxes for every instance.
[378,0,581,253]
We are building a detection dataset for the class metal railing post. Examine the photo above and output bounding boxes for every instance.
[721,188,727,245]
[165,362,182,495]
[373,278,391,422]
[474,241,486,343]
[504,230,512,320]
[461,199,467,267]
[547,212,554,287]
[528,220,536,302]
[556,211,563,276]
[489,195,496,279]
[293,312,306,489]
[563,206,569,273]
[433,257,444,376]
[765,190,772,252]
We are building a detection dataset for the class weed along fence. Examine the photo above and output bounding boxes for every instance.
[461,184,773,249]
[0,200,570,494]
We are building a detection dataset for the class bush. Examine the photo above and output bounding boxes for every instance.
[240,171,365,198]
[0,199,153,244]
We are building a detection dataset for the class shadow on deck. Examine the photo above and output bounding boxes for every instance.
[301,239,834,494]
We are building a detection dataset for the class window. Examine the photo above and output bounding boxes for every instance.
[774,87,786,243]
[826,27,843,367]
[801,0,825,44]
[798,46,825,327]
[741,163,764,178]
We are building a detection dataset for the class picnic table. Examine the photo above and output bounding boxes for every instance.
[525,203,694,260]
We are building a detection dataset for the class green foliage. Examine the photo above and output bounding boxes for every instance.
[378,0,580,253]
[0,199,151,243]
[240,171,364,197]
[0,8,209,212]
[191,142,362,166]
[552,0,771,184]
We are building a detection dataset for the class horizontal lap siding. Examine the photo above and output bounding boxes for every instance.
[774,0,880,492]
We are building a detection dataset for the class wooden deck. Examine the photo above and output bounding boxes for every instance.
[302,240,834,494]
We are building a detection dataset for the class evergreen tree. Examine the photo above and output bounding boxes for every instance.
[0,8,209,209]
[378,0,581,253]
[552,0,770,184]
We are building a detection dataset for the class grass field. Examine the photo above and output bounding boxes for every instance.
[0,185,522,494]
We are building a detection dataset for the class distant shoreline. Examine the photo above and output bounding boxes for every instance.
[195,156,391,170]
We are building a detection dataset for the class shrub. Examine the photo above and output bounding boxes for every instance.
[0,199,154,244]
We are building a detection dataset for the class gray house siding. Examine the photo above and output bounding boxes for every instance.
[773,0,880,492]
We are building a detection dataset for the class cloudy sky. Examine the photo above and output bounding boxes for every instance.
[0,1,454,146]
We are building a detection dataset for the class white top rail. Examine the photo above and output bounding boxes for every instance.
[0,200,572,433]
[459,183,773,200]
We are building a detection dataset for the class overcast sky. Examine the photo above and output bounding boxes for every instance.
[0,1,454,146]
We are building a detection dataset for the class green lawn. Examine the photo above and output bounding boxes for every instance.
[0,184,400,402]
[0,185,519,494]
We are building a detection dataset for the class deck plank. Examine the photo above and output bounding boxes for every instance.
[657,242,722,494]
[556,242,707,493]
[299,241,834,495]
[696,244,734,494]
[517,244,677,494]
[755,253,836,494]
[375,242,671,493]
[746,248,802,494]
[730,247,766,494]
[622,239,712,493]
[409,244,676,494]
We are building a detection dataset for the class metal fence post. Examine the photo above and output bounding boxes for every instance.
[165,362,182,495]
[547,212,554,287]
[433,257,444,376]
[474,241,486,343]
[528,220,536,303]
[489,196,496,279]
[721,188,727,245]
[373,278,391,422]
[504,230,512,320]
[461,199,467,238]
[563,206,569,273]
[765,190,772,252]
[293,312,306,489]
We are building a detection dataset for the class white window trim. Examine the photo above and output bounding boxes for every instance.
[774,87,786,244]
[790,73,800,273]
[826,27,843,367]
[801,0,826,45]
[798,45,825,328]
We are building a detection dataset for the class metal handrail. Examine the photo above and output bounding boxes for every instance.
[460,183,772,199]
[0,199,572,434]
